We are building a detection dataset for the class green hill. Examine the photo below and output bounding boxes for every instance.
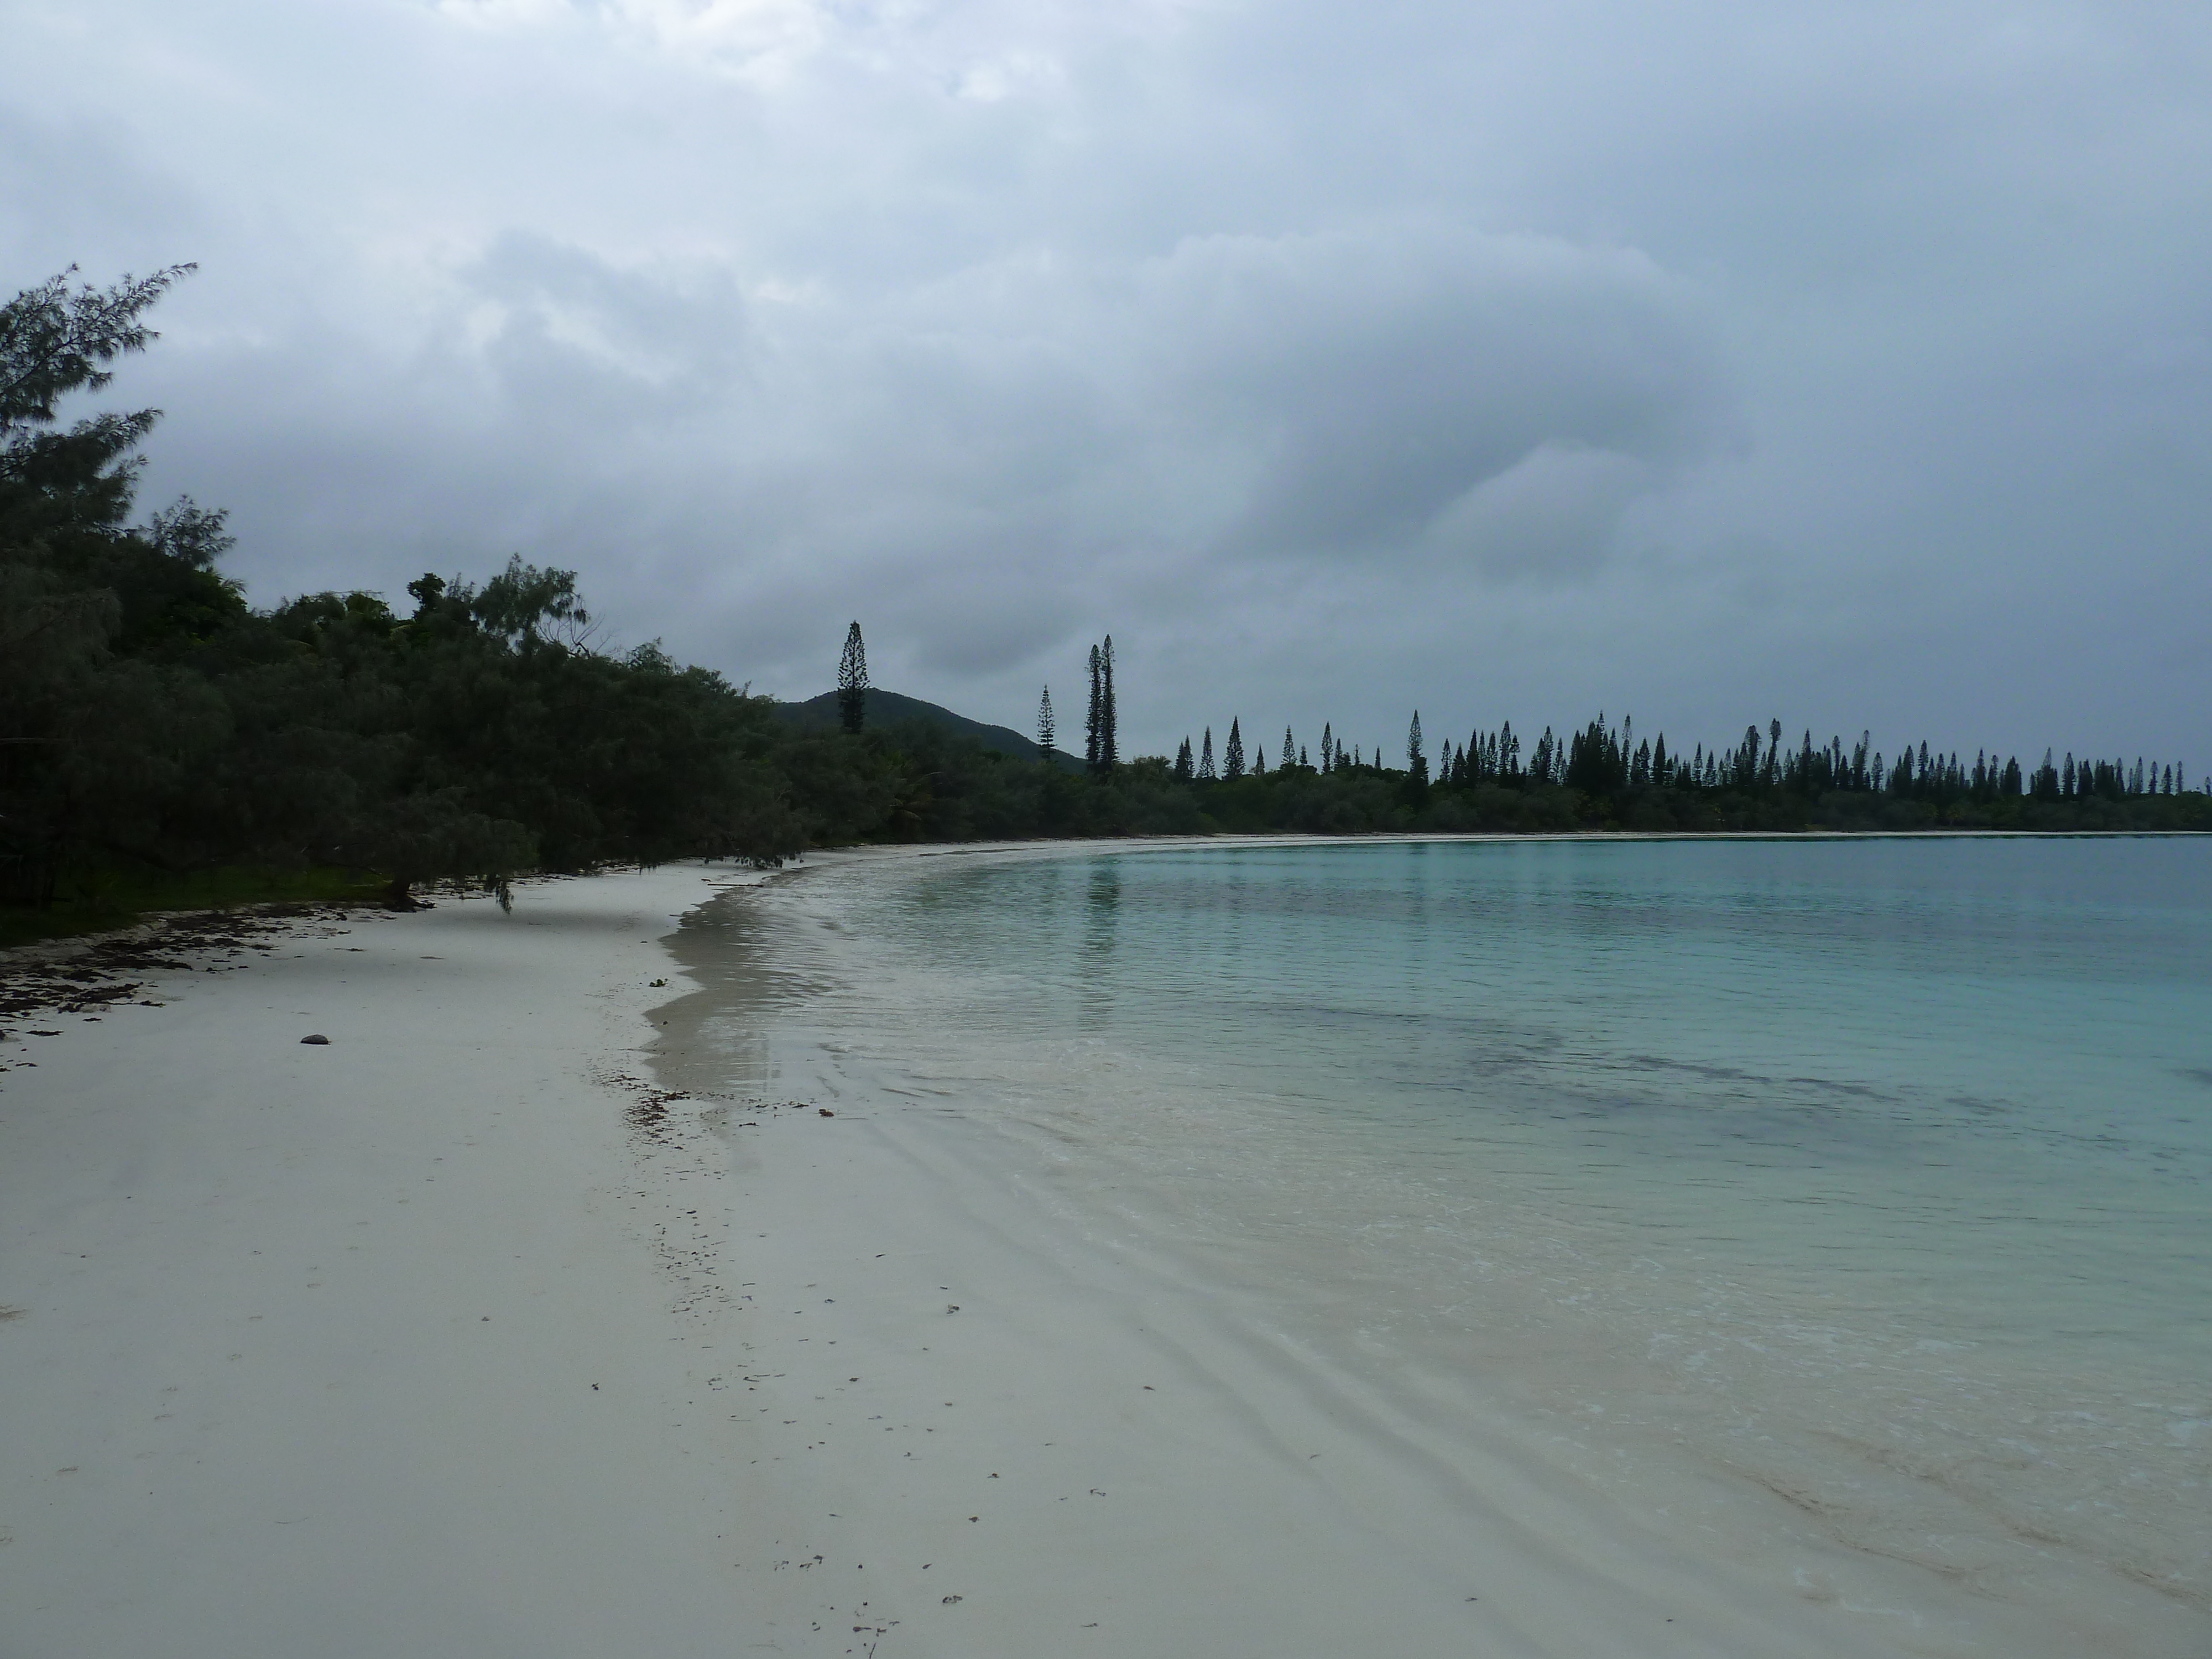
[774,688,1083,771]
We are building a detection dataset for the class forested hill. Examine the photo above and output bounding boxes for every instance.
[775,688,1081,771]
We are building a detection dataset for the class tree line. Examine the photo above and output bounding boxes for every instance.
[1142,708,2198,812]
[2,267,825,913]
[4,267,2204,929]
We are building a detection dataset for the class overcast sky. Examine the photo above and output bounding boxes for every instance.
[6,0,2208,768]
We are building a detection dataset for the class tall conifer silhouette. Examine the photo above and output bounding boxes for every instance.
[1198,727,1217,780]
[1100,636,1118,772]
[1084,645,1102,773]
[837,622,868,733]
[1224,718,1245,780]
[1037,685,1055,757]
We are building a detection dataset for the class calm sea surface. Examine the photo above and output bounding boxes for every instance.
[685,836,2212,1620]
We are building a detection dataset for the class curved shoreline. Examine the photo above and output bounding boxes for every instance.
[654,841,2210,1657]
[4,846,2203,1657]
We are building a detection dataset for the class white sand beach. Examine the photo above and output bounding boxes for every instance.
[2,854,2198,1658]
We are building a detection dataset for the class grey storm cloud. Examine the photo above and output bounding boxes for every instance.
[3,0,2208,763]
[1126,225,1723,565]
[277,217,1723,665]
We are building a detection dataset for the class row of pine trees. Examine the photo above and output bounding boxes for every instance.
[1024,662,2199,806]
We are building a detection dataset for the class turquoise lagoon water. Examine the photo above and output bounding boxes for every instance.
[686,836,2212,1620]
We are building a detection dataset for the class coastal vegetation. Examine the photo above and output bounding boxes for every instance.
[3,267,2204,938]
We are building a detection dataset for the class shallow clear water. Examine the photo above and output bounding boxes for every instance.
[684,836,2212,1620]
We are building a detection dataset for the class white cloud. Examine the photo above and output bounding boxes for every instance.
[432,0,830,82]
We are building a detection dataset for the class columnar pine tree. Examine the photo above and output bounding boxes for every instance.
[837,621,869,733]
[1321,722,1334,773]
[1100,635,1118,771]
[1283,726,1296,771]
[1406,712,1426,783]
[1174,737,1193,781]
[1037,685,1055,757]
[1198,727,1216,780]
[1224,718,1245,780]
[1084,645,1102,773]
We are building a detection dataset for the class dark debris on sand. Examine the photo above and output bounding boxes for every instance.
[0,905,368,1053]
[603,1070,820,1146]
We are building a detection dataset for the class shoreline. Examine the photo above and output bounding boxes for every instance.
[3,847,2203,1656]
[6,818,2203,958]
[666,842,2209,1657]
[0,864,779,1657]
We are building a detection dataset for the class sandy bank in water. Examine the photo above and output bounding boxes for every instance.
[1,847,2200,1657]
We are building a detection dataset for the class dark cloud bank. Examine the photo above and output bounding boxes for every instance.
[5,0,2208,765]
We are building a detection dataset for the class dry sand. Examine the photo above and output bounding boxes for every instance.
[0,855,2159,1657]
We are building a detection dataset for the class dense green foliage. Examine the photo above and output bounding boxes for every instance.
[3,267,2202,934]
[0,864,390,951]
[1,269,804,910]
